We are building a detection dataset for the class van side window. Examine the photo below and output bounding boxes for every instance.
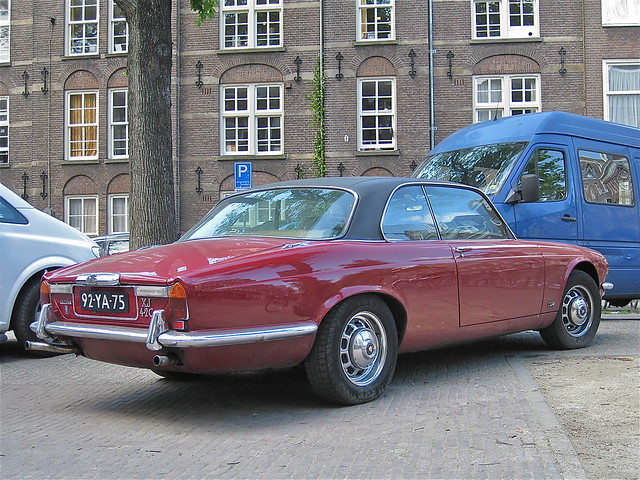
[521,149,567,201]
[579,150,635,206]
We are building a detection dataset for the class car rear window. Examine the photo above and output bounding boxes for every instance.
[183,188,356,240]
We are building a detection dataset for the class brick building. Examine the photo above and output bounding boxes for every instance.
[0,0,638,234]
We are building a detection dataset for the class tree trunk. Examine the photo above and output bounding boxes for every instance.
[116,0,178,249]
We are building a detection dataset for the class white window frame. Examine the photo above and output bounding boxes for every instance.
[0,96,8,164]
[221,83,283,155]
[473,74,540,123]
[472,0,539,40]
[109,0,128,53]
[357,0,395,41]
[603,60,640,128]
[221,0,282,50]
[108,194,129,233]
[602,0,640,26]
[109,88,129,159]
[67,0,99,56]
[66,195,98,235]
[358,77,397,151]
[66,90,99,161]
[0,0,10,63]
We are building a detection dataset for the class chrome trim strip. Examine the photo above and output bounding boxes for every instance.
[146,310,168,351]
[135,286,170,298]
[40,319,318,349]
[157,323,319,348]
[50,284,73,294]
[46,322,149,343]
[75,273,121,286]
[35,303,52,340]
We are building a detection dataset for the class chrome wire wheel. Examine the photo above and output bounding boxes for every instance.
[561,284,594,337]
[339,311,388,387]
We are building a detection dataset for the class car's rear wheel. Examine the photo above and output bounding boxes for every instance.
[540,270,601,349]
[305,295,398,405]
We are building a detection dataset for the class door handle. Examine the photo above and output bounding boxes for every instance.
[454,246,472,257]
[561,214,576,222]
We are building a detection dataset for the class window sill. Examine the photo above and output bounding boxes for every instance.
[105,157,129,164]
[355,149,399,157]
[216,154,287,161]
[63,158,101,165]
[470,37,542,44]
[62,54,101,60]
[105,52,128,58]
[217,47,286,55]
[0,162,9,168]
[354,39,398,47]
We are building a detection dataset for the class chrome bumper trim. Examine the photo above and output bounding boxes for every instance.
[33,305,318,351]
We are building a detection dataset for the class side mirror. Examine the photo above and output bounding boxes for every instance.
[520,174,540,203]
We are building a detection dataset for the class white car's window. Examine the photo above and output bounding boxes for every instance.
[426,186,511,240]
[0,196,28,224]
[183,188,355,240]
[382,185,438,241]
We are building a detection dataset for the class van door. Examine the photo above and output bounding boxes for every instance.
[575,140,640,299]
[508,145,580,242]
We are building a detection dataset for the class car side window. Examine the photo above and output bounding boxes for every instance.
[579,149,635,206]
[382,185,438,240]
[426,186,511,240]
[520,149,567,202]
[0,196,28,224]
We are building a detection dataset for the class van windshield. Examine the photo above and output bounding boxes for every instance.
[414,142,527,195]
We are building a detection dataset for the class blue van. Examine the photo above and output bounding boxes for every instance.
[413,112,640,306]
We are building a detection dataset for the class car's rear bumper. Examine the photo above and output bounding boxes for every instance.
[32,303,318,352]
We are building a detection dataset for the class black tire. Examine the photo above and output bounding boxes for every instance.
[11,279,45,351]
[305,295,398,405]
[539,271,601,349]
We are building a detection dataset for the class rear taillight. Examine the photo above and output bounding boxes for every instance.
[165,282,188,330]
[40,280,51,305]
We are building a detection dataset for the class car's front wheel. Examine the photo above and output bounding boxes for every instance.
[539,270,601,349]
[305,295,398,405]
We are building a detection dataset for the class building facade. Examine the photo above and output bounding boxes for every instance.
[0,0,638,234]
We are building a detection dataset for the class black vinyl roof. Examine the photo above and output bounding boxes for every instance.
[239,176,475,241]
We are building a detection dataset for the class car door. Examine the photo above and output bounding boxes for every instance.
[425,185,546,327]
[509,145,580,242]
[380,185,459,350]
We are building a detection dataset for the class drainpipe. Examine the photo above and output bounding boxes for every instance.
[428,0,436,150]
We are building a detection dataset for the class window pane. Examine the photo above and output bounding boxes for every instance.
[580,150,635,206]
[383,186,437,240]
[521,149,567,201]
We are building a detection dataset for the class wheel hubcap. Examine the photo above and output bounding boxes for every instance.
[350,328,379,369]
[562,285,593,337]
[340,311,387,386]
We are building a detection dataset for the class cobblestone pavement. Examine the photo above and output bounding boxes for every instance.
[1,315,638,480]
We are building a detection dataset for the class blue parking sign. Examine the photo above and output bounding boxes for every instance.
[234,162,252,191]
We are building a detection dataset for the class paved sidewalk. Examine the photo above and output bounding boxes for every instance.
[1,316,638,479]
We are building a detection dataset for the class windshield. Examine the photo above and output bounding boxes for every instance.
[182,187,356,240]
[414,142,527,195]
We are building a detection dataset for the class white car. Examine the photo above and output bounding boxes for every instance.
[0,182,100,350]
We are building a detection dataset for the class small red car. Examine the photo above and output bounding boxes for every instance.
[32,177,610,404]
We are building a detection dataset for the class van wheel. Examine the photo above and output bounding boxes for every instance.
[305,295,398,405]
[12,280,53,355]
[540,271,601,349]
